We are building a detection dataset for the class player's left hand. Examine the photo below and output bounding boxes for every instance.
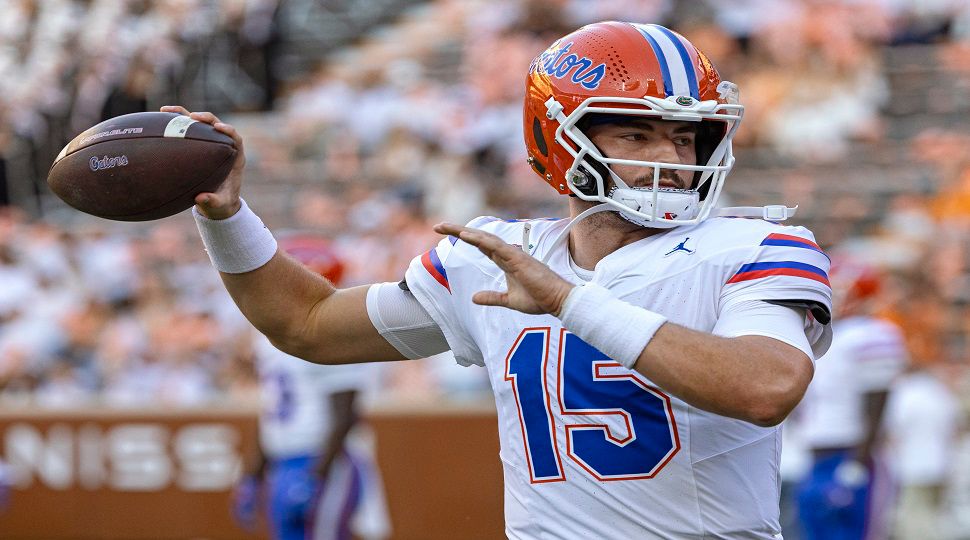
[434,223,575,316]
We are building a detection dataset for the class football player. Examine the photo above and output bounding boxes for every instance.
[170,21,833,538]
[792,258,907,540]
[232,234,389,540]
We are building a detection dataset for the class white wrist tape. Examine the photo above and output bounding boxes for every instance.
[558,283,667,369]
[193,198,278,274]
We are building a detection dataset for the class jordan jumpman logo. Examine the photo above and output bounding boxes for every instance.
[664,237,695,257]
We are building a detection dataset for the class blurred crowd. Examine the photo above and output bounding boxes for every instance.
[0,210,260,407]
[0,0,280,208]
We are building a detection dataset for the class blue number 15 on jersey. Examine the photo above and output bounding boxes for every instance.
[505,328,680,483]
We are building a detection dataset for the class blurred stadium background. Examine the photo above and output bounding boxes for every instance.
[1,0,969,538]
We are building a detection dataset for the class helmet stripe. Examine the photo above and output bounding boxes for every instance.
[653,25,700,100]
[631,24,673,97]
[633,24,696,99]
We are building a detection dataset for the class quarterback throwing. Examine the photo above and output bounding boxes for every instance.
[171,21,833,539]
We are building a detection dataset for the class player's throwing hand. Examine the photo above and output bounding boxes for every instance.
[160,106,245,220]
[433,222,574,316]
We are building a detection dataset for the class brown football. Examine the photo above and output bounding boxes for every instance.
[47,112,236,221]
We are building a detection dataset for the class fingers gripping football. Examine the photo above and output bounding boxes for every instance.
[432,223,575,316]
[160,106,245,220]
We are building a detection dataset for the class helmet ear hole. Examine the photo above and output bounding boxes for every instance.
[532,117,548,157]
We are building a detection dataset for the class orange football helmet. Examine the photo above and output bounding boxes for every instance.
[523,21,744,228]
[278,233,345,285]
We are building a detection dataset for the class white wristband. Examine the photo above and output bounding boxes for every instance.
[193,198,278,274]
[558,283,667,369]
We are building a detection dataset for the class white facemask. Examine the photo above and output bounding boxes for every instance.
[546,90,742,228]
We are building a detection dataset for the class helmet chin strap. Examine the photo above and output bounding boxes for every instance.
[533,195,694,269]
[536,203,615,265]
[713,205,798,220]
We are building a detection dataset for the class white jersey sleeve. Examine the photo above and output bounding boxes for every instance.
[712,300,813,360]
[403,217,493,367]
[717,223,833,357]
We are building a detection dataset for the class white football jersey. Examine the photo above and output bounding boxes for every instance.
[255,335,373,459]
[405,215,832,539]
[799,316,908,450]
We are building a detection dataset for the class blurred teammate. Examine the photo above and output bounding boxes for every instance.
[232,234,389,540]
[0,458,11,512]
[885,363,962,540]
[794,258,907,540]
[173,21,833,538]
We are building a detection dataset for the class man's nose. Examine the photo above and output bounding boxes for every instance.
[643,138,681,163]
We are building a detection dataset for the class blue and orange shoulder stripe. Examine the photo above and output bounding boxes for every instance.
[417,218,494,294]
[759,232,829,257]
[726,232,830,287]
[420,245,450,292]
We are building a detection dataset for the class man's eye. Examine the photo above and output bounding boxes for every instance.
[674,137,695,146]
[621,133,647,141]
